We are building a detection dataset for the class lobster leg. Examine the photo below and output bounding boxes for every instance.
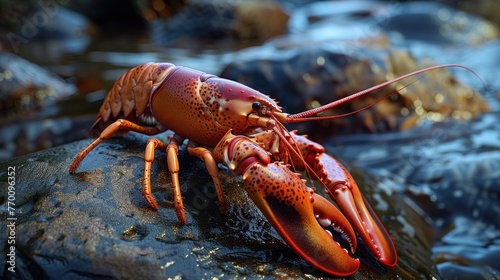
[187,141,228,214]
[69,118,161,173]
[143,136,188,224]
[145,135,230,222]
[165,134,187,224]
[69,118,190,223]
[143,138,167,210]
[212,131,361,277]
[290,132,398,267]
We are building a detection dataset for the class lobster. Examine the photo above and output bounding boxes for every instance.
[69,62,474,276]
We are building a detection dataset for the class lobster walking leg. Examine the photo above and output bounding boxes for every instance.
[212,131,361,277]
[143,138,167,210]
[165,134,187,224]
[187,141,228,214]
[144,135,230,222]
[142,135,186,224]
[69,119,161,173]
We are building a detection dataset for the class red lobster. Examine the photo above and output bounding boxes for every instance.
[69,62,472,276]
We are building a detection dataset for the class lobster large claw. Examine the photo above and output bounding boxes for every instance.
[243,162,361,276]
[285,132,397,267]
[213,132,361,276]
[310,152,398,267]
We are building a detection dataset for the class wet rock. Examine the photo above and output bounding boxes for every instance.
[0,51,98,160]
[0,115,95,160]
[1,134,441,279]
[230,1,290,42]
[273,0,391,49]
[405,113,500,279]
[150,1,234,44]
[437,0,500,33]
[136,0,188,22]
[0,4,94,53]
[150,1,289,47]
[287,1,498,46]
[376,2,498,45]
[65,0,146,34]
[0,52,76,120]
[221,47,489,137]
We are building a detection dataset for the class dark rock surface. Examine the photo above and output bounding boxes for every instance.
[1,133,441,279]
[150,1,289,47]
[0,115,95,160]
[378,1,497,45]
[0,51,76,120]
[0,51,91,160]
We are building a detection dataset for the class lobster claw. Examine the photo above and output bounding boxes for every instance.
[213,131,360,276]
[313,153,398,267]
[288,132,397,268]
[243,162,361,276]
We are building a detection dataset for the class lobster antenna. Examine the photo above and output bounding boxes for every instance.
[271,115,320,183]
[285,64,484,123]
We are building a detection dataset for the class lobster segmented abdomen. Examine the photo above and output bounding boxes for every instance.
[90,63,175,134]
[98,63,175,124]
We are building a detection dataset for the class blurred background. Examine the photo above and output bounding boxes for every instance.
[1,0,499,278]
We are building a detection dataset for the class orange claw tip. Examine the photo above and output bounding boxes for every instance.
[362,196,398,267]
[334,185,398,268]
[355,195,397,268]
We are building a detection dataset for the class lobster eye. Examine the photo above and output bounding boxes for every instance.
[252,101,261,112]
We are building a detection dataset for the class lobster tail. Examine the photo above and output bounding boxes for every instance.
[92,63,176,133]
